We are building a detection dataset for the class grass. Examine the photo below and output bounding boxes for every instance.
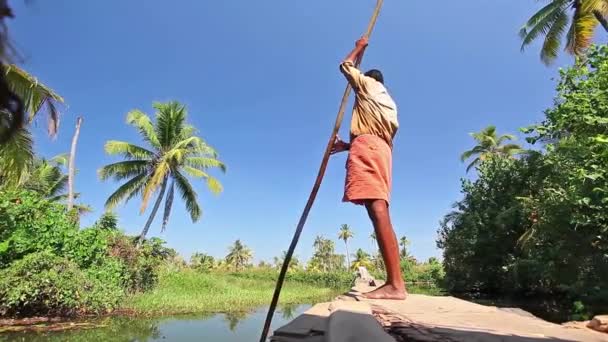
[124,269,340,315]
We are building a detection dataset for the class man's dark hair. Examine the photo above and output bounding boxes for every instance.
[364,69,384,84]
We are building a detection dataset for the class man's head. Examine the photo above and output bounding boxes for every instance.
[364,69,384,84]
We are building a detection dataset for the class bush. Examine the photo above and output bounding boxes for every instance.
[0,252,121,317]
[0,190,77,268]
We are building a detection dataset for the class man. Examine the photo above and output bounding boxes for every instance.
[331,36,406,300]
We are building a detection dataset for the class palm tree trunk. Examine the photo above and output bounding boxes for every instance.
[67,117,83,211]
[345,241,351,270]
[137,177,168,246]
[594,10,608,32]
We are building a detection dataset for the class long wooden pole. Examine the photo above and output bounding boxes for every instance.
[258,1,384,340]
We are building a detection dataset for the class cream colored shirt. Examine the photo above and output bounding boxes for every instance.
[340,61,399,147]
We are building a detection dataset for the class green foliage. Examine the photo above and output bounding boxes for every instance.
[0,190,77,268]
[0,252,119,317]
[95,211,118,230]
[440,45,608,319]
[0,190,172,317]
[191,252,215,272]
[125,269,338,314]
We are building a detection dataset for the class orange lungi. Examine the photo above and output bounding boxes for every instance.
[343,134,392,206]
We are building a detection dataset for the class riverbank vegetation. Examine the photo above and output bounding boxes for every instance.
[0,187,443,319]
[438,46,608,321]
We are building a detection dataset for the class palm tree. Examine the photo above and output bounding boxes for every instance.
[191,252,215,271]
[312,235,337,272]
[21,154,68,199]
[351,248,373,271]
[14,154,92,215]
[338,224,354,270]
[460,125,523,172]
[399,236,411,260]
[519,0,608,64]
[4,64,64,135]
[0,66,64,185]
[273,251,300,270]
[225,240,253,271]
[99,101,225,244]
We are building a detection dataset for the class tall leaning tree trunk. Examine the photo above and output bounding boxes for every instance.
[344,240,351,270]
[67,117,83,211]
[137,177,168,246]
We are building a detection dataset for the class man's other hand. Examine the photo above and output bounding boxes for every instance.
[330,136,350,155]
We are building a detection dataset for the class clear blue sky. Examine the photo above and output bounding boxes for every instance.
[10,0,570,263]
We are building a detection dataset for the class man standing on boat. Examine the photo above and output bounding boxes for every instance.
[331,36,406,300]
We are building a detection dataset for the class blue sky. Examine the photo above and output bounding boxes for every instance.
[10,0,572,263]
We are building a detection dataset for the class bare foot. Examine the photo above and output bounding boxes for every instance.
[362,283,407,300]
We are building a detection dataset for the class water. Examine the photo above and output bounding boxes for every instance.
[0,305,309,341]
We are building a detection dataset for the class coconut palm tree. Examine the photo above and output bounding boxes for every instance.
[351,248,373,271]
[273,250,300,270]
[225,240,253,271]
[190,252,215,272]
[99,101,225,244]
[21,154,68,199]
[460,125,523,173]
[338,224,354,270]
[520,0,608,64]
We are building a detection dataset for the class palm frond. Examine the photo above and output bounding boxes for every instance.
[173,170,201,221]
[161,180,175,233]
[565,9,597,56]
[154,101,186,148]
[126,110,161,149]
[4,64,64,136]
[98,160,149,181]
[46,174,68,198]
[0,128,33,187]
[461,146,486,162]
[50,153,69,166]
[465,158,480,173]
[520,0,569,51]
[104,140,155,160]
[185,156,226,173]
[496,134,516,145]
[182,166,223,194]
[104,173,149,210]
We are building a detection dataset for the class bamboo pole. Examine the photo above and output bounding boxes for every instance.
[258,1,384,340]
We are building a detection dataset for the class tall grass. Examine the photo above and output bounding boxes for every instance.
[124,269,339,315]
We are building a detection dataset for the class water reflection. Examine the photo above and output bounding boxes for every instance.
[279,303,298,320]
[224,311,249,332]
[0,305,311,342]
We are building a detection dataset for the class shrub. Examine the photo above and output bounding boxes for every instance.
[0,190,77,268]
[0,252,121,317]
[64,228,116,269]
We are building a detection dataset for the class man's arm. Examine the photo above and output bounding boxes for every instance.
[340,37,369,89]
[344,37,368,64]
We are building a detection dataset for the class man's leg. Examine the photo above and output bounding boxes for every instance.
[362,199,407,300]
